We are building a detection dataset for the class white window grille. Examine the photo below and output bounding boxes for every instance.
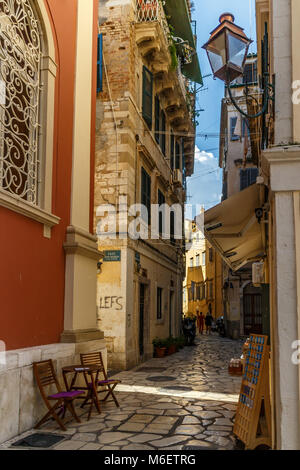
[0,0,42,205]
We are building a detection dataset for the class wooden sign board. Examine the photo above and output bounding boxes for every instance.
[233,334,272,450]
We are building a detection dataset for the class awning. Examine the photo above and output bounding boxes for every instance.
[164,0,203,85]
[204,184,265,271]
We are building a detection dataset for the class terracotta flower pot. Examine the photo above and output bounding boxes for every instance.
[155,347,167,358]
[167,344,176,355]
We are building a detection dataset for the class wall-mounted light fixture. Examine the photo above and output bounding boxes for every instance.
[203,14,274,119]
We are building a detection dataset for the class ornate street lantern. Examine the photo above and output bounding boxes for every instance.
[203,14,274,121]
[202,13,252,83]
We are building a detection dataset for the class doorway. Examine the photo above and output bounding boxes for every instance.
[139,283,145,356]
[243,285,263,335]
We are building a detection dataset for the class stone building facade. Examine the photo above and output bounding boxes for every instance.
[94,0,201,369]
[212,55,267,340]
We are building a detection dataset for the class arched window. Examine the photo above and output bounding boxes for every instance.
[0,0,42,204]
[0,0,58,235]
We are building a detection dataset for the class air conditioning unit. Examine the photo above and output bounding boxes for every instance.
[173,169,182,185]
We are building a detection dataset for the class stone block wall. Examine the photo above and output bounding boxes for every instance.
[0,339,106,444]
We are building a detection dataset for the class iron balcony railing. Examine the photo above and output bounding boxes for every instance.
[136,0,170,44]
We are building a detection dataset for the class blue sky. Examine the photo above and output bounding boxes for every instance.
[187,0,256,211]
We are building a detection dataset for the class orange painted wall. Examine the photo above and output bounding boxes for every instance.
[0,0,94,351]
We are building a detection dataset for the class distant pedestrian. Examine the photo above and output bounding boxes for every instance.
[205,311,213,335]
[197,311,204,335]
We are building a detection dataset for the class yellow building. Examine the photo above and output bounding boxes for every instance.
[183,218,223,321]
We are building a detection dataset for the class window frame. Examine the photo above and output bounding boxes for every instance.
[230,116,240,141]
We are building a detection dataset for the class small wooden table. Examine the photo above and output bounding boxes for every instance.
[62,364,102,420]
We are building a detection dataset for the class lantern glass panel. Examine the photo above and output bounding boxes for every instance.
[206,32,226,75]
[227,32,248,69]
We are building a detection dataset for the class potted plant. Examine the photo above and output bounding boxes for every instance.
[166,336,176,355]
[152,337,167,358]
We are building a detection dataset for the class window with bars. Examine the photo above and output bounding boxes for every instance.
[0,0,43,205]
[141,167,151,224]
[142,66,153,129]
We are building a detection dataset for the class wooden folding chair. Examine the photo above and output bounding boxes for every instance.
[33,360,85,431]
[80,352,121,409]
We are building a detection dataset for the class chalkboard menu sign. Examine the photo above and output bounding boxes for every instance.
[233,334,272,450]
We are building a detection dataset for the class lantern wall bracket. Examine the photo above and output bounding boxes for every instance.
[225,21,274,120]
[226,71,274,120]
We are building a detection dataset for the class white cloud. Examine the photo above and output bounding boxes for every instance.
[187,145,222,210]
[194,146,215,163]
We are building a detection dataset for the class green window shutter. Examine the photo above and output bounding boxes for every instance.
[170,132,175,170]
[142,66,153,129]
[158,189,165,235]
[182,139,186,189]
[161,110,166,156]
[155,95,160,144]
[170,210,175,245]
[157,287,162,319]
[175,142,180,169]
[141,167,151,224]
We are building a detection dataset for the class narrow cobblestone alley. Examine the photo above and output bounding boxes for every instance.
[1,335,243,451]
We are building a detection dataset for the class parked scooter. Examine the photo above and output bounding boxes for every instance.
[216,316,226,337]
[182,317,196,346]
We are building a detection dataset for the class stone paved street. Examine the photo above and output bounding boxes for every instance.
[1,334,243,450]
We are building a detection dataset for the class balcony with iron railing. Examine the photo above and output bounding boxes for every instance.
[135,0,170,44]
[135,0,196,162]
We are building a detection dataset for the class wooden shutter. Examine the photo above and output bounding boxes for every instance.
[170,132,175,170]
[240,168,259,190]
[175,141,180,169]
[142,66,153,128]
[161,110,166,155]
[155,95,160,144]
[158,189,165,235]
[97,34,103,93]
[170,210,175,245]
[141,167,151,224]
